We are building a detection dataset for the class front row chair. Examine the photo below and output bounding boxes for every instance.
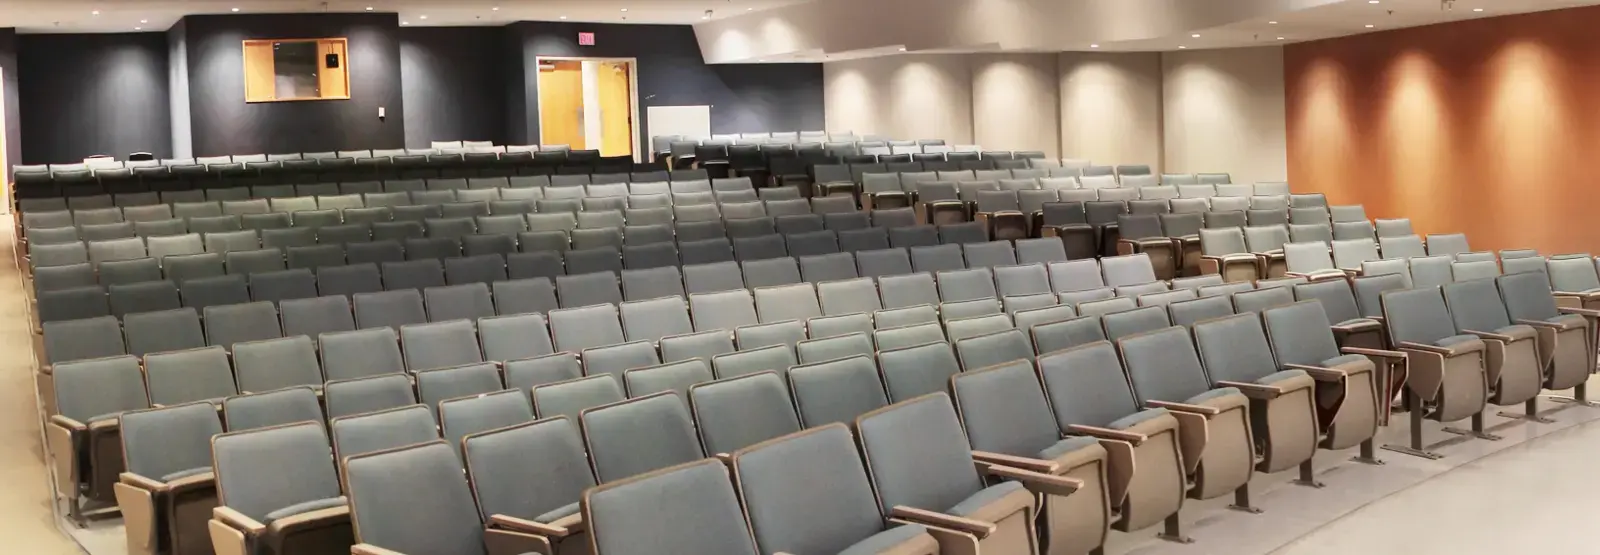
[209,422,354,555]
[1498,272,1599,405]
[115,402,222,555]
[1378,287,1490,458]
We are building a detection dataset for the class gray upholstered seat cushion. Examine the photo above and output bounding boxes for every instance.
[1320,354,1370,368]
[1108,408,1171,431]
[837,524,931,555]
[263,497,345,523]
[947,481,1027,517]
[1185,387,1242,405]
[534,502,580,523]
[1255,369,1309,385]
[1434,335,1481,348]
[1038,435,1101,460]
[161,466,211,482]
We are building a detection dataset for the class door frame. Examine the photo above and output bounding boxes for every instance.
[535,56,641,162]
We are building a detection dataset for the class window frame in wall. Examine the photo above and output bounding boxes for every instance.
[242,37,351,103]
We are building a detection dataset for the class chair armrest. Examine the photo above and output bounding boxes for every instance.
[119,472,168,492]
[889,506,995,540]
[1282,363,1347,382]
[269,503,351,536]
[352,544,408,555]
[1332,319,1383,334]
[488,514,575,538]
[1341,346,1406,360]
[971,451,1060,474]
[167,471,216,496]
[1066,424,1146,446]
[1398,341,1481,357]
[1553,291,1600,301]
[977,464,1084,497]
[49,414,86,432]
[1515,318,1575,331]
[1145,399,1222,416]
[213,505,266,536]
[1557,307,1600,317]
[1461,329,1515,343]
[1214,380,1285,400]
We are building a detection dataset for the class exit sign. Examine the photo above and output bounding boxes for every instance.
[578,32,595,46]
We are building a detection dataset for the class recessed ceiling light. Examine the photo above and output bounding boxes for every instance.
[231,7,240,12]
[139,19,147,23]
[897,47,906,51]
[747,7,753,10]
[1089,44,1099,48]
[757,59,765,62]
[559,15,568,19]
[91,10,99,15]
[1276,36,1285,40]
[1473,7,1484,11]
[620,8,628,12]
[134,26,142,30]
[365,6,372,10]
[1268,20,1278,24]
[1191,33,1200,38]
[1178,45,1187,49]
[400,21,409,25]
[492,6,500,11]
[1368,0,1379,4]
[1365,24,1375,28]
[419,15,428,19]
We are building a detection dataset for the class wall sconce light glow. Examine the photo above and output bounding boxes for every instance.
[1368,1,1379,4]
[492,6,500,11]
[139,19,147,23]
[1277,36,1285,40]
[620,8,628,12]
[898,47,906,51]
[1179,45,1187,49]
[134,26,142,30]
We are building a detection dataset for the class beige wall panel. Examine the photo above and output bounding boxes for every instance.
[1162,46,1287,186]
[1057,52,1163,169]
[970,53,1060,157]
[824,55,973,142]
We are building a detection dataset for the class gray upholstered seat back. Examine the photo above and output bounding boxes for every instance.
[619,296,693,343]
[1101,306,1172,342]
[330,404,438,462]
[213,421,341,522]
[796,333,874,364]
[121,402,224,481]
[54,355,148,423]
[1547,256,1600,292]
[344,441,486,555]
[324,374,417,419]
[1193,314,1281,384]
[581,392,705,483]
[953,329,1034,371]
[462,417,597,523]
[1498,272,1561,322]
[732,425,885,554]
[789,355,889,429]
[951,360,1063,458]
[1381,287,1460,346]
[1233,286,1296,314]
[856,394,983,514]
[1100,254,1157,287]
[711,344,797,380]
[477,314,555,362]
[532,376,625,423]
[1261,301,1344,367]
[1292,280,1362,325]
[586,459,758,555]
[1031,316,1108,355]
[1200,228,1248,255]
[400,320,485,372]
[1441,279,1514,333]
[689,372,801,456]
[624,359,714,402]
[319,327,405,381]
[440,390,534,456]
[221,387,324,431]
[1352,273,1408,318]
[503,353,583,390]
[143,346,238,406]
[415,363,503,417]
[1037,342,1141,429]
[1118,327,1214,403]
[582,341,662,379]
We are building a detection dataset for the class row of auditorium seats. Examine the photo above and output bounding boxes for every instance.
[67,257,1585,554]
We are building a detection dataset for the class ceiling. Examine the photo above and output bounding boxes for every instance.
[0,0,812,33]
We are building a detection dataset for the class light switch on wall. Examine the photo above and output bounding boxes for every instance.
[378,107,386,118]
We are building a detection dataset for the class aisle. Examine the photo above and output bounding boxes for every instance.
[0,215,88,554]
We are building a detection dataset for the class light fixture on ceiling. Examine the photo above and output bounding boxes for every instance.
[1089,44,1099,48]
[1365,23,1375,28]
[620,8,628,12]
[401,21,409,25]
[1178,45,1187,49]
[1368,0,1379,3]
[559,15,568,19]
[365,6,373,10]
[1276,36,1285,40]
[139,19,147,23]
[898,47,906,51]
[747,7,753,10]
[91,10,99,15]
[419,15,428,19]
[1268,20,1278,24]
[231,7,240,12]
[1191,33,1200,38]
[757,59,765,62]
[134,26,142,30]
[492,6,500,11]
[1473,7,1484,11]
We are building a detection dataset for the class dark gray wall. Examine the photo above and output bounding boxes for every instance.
[398,26,505,149]
[0,29,19,180]
[507,22,824,153]
[184,13,404,156]
[18,32,172,164]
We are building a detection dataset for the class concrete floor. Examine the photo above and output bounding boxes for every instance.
[6,213,1600,555]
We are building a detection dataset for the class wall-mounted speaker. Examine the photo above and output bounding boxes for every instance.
[326,53,340,69]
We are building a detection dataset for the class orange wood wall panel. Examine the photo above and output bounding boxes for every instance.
[597,61,633,158]
[1285,6,1600,254]
[538,60,586,149]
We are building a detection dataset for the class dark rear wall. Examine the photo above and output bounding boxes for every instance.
[507,22,825,152]
[183,13,404,156]
[17,33,171,164]
[398,26,505,149]
[0,28,19,179]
